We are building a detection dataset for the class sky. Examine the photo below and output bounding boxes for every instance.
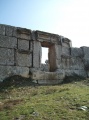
[0,0,89,63]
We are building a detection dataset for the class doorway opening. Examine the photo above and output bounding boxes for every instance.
[41,47,49,72]
[41,42,57,72]
[41,47,48,64]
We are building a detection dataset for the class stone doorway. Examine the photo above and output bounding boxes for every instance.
[41,42,57,72]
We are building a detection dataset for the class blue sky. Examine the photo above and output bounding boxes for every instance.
[0,0,69,30]
[0,0,89,47]
[0,0,89,63]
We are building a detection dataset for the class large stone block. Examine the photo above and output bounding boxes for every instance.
[50,34,61,44]
[7,66,29,78]
[0,66,29,81]
[81,47,89,59]
[18,39,29,50]
[0,24,5,35]
[70,57,84,70]
[17,27,31,40]
[5,25,14,36]
[69,41,72,47]
[32,71,65,84]
[5,25,17,37]
[65,69,87,77]
[62,46,70,55]
[55,45,62,59]
[0,35,17,48]
[87,71,89,77]
[33,41,41,68]
[36,31,51,42]
[0,48,14,65]
[61,57,84,70]
[16,51,32,67]
[71,48,83,57]
[62,42,69,47]
[81,47,89,70]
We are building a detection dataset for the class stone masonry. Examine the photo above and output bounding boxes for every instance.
[0,24,89,84]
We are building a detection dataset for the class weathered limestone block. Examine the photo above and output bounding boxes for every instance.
[87,71,89,77]
[64,69,87,77]
[53,45,62,69]
[0,66,29,81]
[30,41,33,51]
[32,71,65,84]
[69,41,72,47]
[83,58,89,71]
[80,47,89,71]
[5,25,17,37]
[62,42,69,48]
[33,41,41,68]
[0,35,17,48]
[55,59,62,69]
[17,27,31,40]
[31,31,36,41]
[81,47,89,59]
[50,34,61,44]
[61,57,70,69]
[55,45,62,59]
[61,57,84,70]
[36,31,50,42]
[7,66,29,78]
[71,48,83,57]
[83,58,89,66]
[70,57,84,70]
[6,25,15,36]
[0,24,5,35]
[62,38,70,47]
[0,48,14,65]
[18,39,29,50]
[62,46,70,55]
[16,51,32,67]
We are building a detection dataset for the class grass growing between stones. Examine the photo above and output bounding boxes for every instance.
[0,79,89,120]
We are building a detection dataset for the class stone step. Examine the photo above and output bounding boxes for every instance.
[32,71,65,85]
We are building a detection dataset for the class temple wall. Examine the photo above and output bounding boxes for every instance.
[0,24,89,83]
[0,24,32,81]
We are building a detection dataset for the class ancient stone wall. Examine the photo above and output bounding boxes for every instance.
[0,24,32,81]
[0,24,89,84]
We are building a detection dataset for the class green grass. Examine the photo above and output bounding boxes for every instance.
[0,79,89,120]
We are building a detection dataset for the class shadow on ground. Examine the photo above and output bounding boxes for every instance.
[0,75,88,90]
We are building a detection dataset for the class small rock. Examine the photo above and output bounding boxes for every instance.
[78,106,88,111]
[32,112,39,116]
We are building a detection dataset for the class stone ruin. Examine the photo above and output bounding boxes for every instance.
[0,24,89,84]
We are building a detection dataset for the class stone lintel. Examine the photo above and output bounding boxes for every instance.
[36,31,61,44]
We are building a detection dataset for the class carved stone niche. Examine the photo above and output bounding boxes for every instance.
[17,27,32,40]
